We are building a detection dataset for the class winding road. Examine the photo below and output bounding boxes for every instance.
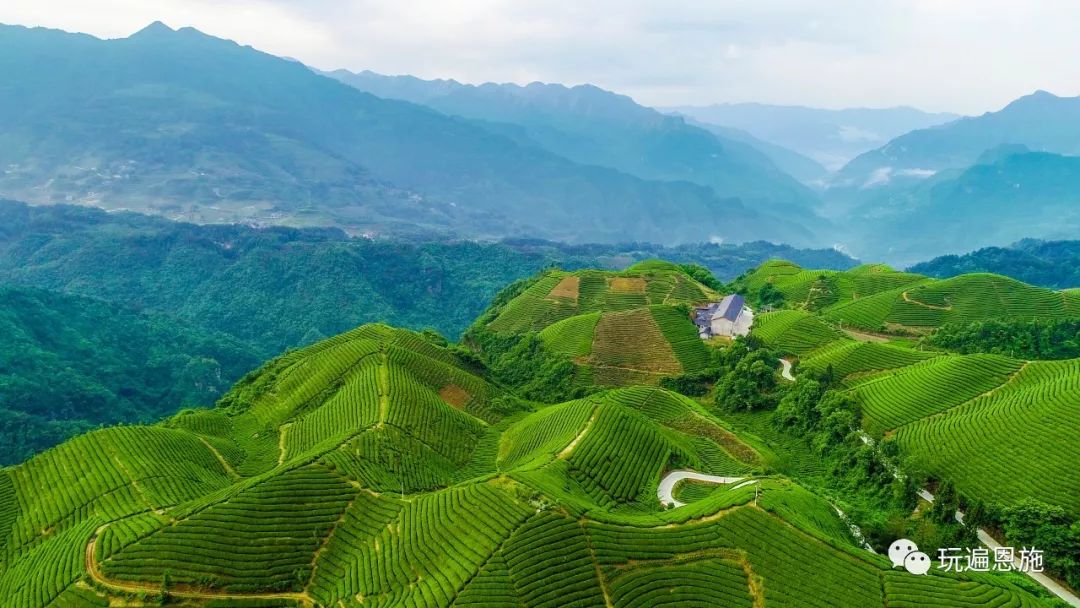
[917,489,1080,607]
[657,470,748,507]
[779,358,795,381]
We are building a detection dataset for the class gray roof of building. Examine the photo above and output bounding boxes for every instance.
[716,294,745,322]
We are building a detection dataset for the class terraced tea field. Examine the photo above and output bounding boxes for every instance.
[487,265,718,334]
[800,341,940,381]
[739,260,928,310]
[0,262,1069,607]
[825,273,1080,332]
[896,358,1080,515]
[750,310,847,355]
[538,304,711,387]
[848,354,1024,433]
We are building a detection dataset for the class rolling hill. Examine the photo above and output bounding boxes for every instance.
[484,262,718,335]
[0,322,1050,607]
[738,259,1080,521]
[478,262,719,387]
[738,260,1080,334]
[0,22,820,246]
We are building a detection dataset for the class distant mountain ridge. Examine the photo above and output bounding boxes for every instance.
[325,69,824,215]
[661,102,959,170]
[0,22,823,246]
[832,90,1080,190]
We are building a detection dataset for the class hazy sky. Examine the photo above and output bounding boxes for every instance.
[2,0,1078,114]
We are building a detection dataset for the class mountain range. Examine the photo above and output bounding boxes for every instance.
[825,91,1080,263]
[662,102,959,170]
[0,22,823,246]
[327,69,831,189]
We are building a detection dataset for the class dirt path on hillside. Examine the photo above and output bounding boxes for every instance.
[85,526,314,606]
[901,290,953,310]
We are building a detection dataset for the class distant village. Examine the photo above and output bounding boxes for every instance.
[693,294,754,339]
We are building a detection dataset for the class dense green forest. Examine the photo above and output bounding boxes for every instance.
[0,286,260,465]
[0,200,854,353]
[924,318,1080,359]
[910,239,1080,289]
[0,200,854,462]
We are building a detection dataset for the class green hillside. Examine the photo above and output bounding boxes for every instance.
[0,285,261,465]
[486,265,719,335]
[0,323,1049,607]
[539,305,712,387]
[736,259,1080,527]
[741,260,1080,334]
[737,259,928,311]
[750,310,846,355]
[897,358,1080,515]
[480,265,719,388]
[825,273,1080,331]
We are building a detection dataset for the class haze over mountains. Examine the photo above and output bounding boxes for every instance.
[828,91,1080,263]
[662,103,959,170]
[3,21,1080,265]
[0,22,824,247]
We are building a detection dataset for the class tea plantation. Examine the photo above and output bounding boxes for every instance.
[0,261,1071,606]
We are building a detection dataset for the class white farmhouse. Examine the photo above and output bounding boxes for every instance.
[694,294,754,339]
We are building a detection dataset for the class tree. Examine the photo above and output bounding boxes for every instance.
[772,377,824,432]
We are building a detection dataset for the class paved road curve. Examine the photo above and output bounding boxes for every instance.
[657,470,746,507]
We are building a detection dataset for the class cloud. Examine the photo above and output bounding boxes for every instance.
[2,0,1079,113]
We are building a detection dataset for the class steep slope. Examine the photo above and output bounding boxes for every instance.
[662,102,959,170]
[0,285,260,465]
[0,23,816,246]
[0,323,1048,607]
[326,70,823,218]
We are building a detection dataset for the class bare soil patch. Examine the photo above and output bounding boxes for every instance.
[610,277,647,293]
[547,276,581,301]
[439,384,471,408]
